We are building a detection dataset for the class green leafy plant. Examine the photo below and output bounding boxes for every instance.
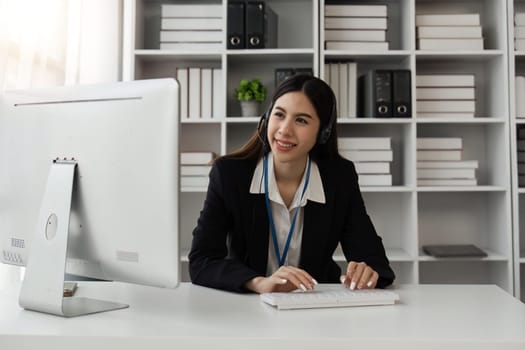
[235,78,266,102]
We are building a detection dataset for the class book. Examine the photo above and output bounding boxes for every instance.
[416,87,475,100]
[325,17,388,30]
[417,137,462,150]
[518,140,525,151]
[422,244,487,258]
[417,38,483,50]
[329,63,340,117]
[518,152,525,162]
[161,18,223,31]
[417,178,477,186]
[515,26,525,39]
[160,30,223,43]
[354,162,390,174]
[518,127,525,139]
[417,26,482,39]
[416,160,479,169]
[161,4,222,18]
[181,176,209,188]
[340,150,393,162]
[212,68,223,119]
[324,30,386,42]
[326,41,389,51]
[515,39,525,51]
[416,74,475,87]
[160,42,224,51]
[188,68,201,119]
[415,14,480,26]
[417,168,476,179]
[417,150,462,161]
[181,165,212,176]
[339,63,348,119]
[517,76,525,118]
[517,163,525,174]
[181,152,216,165]
[201,68,213,119]
[516,13,525,26]
[338,137,391,150]
[324,5,388,18]
[417,112,475,118]
[348,62,357,118]
[416,100,475,113]
[176,68,188,119]
[358,174,392,186]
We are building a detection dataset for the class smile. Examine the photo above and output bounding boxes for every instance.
[275,140,296,148]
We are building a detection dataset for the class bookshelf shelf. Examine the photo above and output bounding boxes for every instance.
[124,0,519,299]
[361,186,414,193]
[415,118,506,124]
[416,186,507,192]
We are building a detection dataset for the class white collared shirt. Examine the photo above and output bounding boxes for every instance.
[249,153,326,276]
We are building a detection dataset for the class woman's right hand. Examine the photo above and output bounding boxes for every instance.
[244,266,318,294]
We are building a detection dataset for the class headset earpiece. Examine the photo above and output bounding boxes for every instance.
[317,94,337,145]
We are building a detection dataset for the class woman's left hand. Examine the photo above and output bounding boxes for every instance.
[341,261,379,290]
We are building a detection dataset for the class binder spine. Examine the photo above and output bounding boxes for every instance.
[227,2,245,49]
[374,70,392,117]
[359,70,392,118]
[392,70,412,118]
[246,2,264,49]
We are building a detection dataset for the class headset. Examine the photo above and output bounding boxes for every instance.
[257,89,337,150]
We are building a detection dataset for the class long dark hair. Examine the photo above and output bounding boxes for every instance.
[222,75,341,163]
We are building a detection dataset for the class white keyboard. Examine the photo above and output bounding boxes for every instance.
[260,285,399,310]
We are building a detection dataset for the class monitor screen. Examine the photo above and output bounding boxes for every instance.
[0,78,180,316]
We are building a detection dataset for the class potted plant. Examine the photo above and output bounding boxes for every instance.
[235,78,266,116]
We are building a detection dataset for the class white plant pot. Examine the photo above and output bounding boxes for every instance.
[240,101,260,117]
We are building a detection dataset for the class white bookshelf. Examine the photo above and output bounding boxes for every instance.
[509,0,525,302]
[123,0,519,298]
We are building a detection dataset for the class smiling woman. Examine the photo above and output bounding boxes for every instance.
[188,75,396,294]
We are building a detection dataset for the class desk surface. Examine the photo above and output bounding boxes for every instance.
[1,282,525,350]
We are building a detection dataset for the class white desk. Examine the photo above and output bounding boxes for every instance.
[1,282,524,350]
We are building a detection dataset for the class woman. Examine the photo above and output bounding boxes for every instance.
[189,75,395,293]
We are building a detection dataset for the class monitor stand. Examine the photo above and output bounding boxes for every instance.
[18,159,129,317]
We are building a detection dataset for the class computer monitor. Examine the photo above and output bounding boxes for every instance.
[0,78,180,317]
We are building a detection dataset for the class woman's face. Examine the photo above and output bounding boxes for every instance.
[266,91,321,164]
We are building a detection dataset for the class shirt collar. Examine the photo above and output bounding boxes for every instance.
[249,152,326,205]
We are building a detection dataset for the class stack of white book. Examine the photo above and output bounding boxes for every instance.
[515,13,525,51]
[324,62,357,118]
[516,76,525,118]
[417,137,478,186]
[324,4,389,51]
[180,152,215,189]
[518,128,525,187]
[416,74,476,118]
[176,67,223,120]
[416,13,484,50]
[338,137,392,186]
[160,4,223,51]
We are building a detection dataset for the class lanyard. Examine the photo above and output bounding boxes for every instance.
[263,155,311,267]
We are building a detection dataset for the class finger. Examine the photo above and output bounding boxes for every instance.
[349,262,366,290]
[276,267,310,291]
[343,261,358,288]
[288,266,316,290]
[367,271,379,289]
[357,266,374,289]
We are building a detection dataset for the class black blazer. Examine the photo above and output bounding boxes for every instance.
[188,156,395,293]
